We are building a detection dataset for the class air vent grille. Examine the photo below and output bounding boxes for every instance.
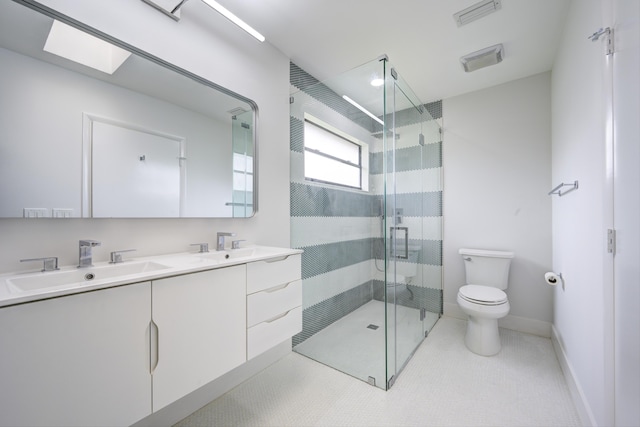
[460,44,504,72]
[453,0,502,27]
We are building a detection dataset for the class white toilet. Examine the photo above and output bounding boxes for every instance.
[457,248,514,356]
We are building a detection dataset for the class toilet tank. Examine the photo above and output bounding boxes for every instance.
[459,248,514,290]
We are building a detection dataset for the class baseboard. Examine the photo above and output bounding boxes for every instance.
[443,302,552,337]
[132,340,292,427]
[551,325,595,427]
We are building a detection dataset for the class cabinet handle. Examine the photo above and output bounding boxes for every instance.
[263,255,291,263]
[264,309,292,324]
[263,280,295,293]
[150,320,159,374]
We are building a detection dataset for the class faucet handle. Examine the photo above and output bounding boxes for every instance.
[231,240,246,250]
[190,243,209,253]
[21,257,59,272]
[109,249,136,264]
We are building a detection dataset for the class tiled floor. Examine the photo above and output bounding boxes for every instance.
[175,316,581,427]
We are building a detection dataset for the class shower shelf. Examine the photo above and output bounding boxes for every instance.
[548,180,579,197]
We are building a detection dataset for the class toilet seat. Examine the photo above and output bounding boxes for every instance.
[458,284,507,306]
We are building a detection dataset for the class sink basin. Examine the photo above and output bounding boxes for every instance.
[6,261,170,293]
[196,246,289,262]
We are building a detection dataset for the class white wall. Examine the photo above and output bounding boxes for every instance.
[442,72,553,336]
[0,0,290,274]
[551,0,611,425]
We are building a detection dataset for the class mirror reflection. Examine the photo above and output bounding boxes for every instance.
[0,1,256,218]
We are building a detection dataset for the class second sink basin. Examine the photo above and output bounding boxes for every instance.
[196,246,289,262]
[6,261,170,293]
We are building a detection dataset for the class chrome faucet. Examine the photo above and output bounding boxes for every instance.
[78,240,101,268]
[216,232,236,251]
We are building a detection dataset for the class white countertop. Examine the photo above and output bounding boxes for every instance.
[0,246,303,308]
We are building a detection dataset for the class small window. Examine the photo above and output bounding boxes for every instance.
[304,119,362,189]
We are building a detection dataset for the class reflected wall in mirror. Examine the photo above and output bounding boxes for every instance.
[0,0,257,218]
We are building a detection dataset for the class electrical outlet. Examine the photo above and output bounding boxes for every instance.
[52,209,73,218]
[23,208,49,218]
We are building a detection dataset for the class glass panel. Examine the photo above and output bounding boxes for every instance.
[384,67,443,388]
[289,57,442,391]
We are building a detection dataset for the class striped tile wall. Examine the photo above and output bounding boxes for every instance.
[290,62,443,347]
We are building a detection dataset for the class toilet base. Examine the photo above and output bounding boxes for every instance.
[464,315,501,356]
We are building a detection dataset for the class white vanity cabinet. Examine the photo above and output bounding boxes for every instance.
[151,265,247,411]
[0,282,152,427]
[246,254,302,359]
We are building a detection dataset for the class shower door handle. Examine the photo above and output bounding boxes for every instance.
[390,226,409,260]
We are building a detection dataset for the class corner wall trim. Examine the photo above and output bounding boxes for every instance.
[551,324,596,427]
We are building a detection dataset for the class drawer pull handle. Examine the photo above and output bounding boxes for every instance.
[264,309,292,323]
[263,255,291,263]
[263,280,296,293]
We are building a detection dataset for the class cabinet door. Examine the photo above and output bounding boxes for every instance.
[0,283,152,427]
[151,265,246,411]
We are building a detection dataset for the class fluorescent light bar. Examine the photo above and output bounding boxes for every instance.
[201,0,265,42]
[44,20,131,74]
[343,95,384,125]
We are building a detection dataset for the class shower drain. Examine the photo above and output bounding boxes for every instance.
[366,324,379,330]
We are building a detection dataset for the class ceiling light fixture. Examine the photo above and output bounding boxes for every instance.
[460,44,504,72]
[200,0,265,42]
[43,20,131,74]
[370,78,384,87]
[453,0,502,27]
[343,95,384,125]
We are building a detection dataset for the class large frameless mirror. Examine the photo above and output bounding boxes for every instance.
[0,0,257,218]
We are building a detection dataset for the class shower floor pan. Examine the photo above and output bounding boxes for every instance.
[294,300,439,388]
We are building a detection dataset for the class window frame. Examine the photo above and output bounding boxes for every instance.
[303,118,366,190]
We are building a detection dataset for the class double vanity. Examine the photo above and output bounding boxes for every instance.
[0,243,302,427]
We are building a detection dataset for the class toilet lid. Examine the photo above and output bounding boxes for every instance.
[459,285,507,305]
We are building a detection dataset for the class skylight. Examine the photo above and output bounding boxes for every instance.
[44,20,131,75]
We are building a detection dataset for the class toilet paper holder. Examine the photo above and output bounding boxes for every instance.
[544,272,564,289]
[548,181,579,197]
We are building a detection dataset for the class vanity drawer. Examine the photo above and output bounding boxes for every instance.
[247,254,301,294]
[247,306,302,360]
[247,280,301,328]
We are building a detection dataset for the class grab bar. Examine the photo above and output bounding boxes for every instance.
[548,181,579,197]
[390,227,409,260]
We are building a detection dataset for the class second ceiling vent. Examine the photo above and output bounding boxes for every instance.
[453,0,502,27]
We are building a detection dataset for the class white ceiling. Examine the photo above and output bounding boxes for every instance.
[211,0,572,103]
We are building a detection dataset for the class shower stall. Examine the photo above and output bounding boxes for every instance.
[289,57,443,390]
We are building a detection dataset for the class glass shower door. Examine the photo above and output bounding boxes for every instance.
[384,67,438,388]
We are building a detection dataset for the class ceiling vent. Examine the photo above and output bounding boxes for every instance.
[460,44,504,72]
[453,0,502,27]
